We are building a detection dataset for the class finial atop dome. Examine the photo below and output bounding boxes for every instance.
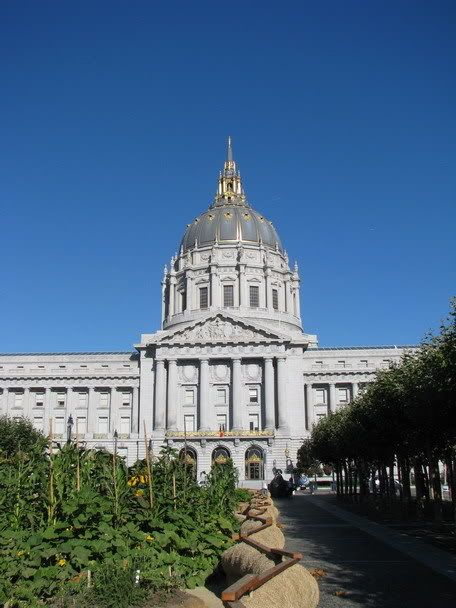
[227,136,233,162]
[213,137,247,207]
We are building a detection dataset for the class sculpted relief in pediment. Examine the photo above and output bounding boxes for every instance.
[164,317,277,344]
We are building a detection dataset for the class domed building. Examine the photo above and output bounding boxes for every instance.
[0,140,414,483]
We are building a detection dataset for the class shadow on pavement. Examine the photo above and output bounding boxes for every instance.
[275,493,456,608]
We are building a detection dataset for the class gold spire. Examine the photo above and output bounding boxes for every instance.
[213,137,247,206]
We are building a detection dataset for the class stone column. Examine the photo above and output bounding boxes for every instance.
[23,388,31,419]
[329,383,336,414]
[210,265,220,310]
[265,269,272,312]
[283,279,290,312]
[87,387,97,437]
[305,383,314,430]
[154,360,166,430]
[161,281,166,328]
[264,357,275,429]
[277,357,288,430]
[232,358,243,430]
[43,388,51,437]
[169,278,176,317]
[1,389,7,415]
[239,266,247,307]
[132,386,139,433]
[167,360,178,430]
[110,387,118,433]
[352,382,359,401]
[294,281,301,318]
[199,359,209,430]
[186,273,193,311]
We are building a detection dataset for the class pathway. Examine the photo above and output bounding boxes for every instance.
[277,493,456,607]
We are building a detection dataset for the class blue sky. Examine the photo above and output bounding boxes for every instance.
[0,1,454,351]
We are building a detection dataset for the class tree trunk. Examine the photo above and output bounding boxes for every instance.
[428,455,443,522]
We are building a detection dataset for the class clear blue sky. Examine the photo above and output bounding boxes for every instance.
[1,1,454,351]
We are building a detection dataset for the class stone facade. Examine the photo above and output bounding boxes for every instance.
[0,141,415,484]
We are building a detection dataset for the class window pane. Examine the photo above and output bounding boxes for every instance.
[315,388,326,404]
[249,285,259,307]
[249,388,259,403]
[184,389,194,405]
[216,388,226,404]
[200,287,208,309]
[122,392,131,406]
[249,414,259,431]
[223,285,234,307]
[120,416,130,435]
[98,416,109,434]
[77,416,87,434]
[272,289,278,310]
[184,414,195,432]
[217,414,227,431]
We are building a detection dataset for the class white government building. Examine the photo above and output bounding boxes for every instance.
[0,140,413,484]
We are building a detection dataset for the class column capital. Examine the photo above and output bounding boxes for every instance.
[231,356,242,362]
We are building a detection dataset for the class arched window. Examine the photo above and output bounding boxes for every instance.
[245,446,264,480]
[179,447,197,479]
[212,446,230,465]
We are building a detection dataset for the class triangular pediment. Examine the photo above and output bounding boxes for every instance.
[149,313,291,345]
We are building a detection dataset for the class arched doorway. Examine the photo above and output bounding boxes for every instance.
[179,447,197,479]
[245,446,264,480]
[212,446,231,465]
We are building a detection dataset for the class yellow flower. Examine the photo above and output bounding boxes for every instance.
[145,535,154,542]
[16,550,25,557]
[57,559,67,567]
[135,489,144,497]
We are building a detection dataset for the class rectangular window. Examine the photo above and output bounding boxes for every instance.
[181,290,187,311]
[98,416,109,434]
[76,416,87,435]
[223,284,234,307]
[14,392,23,408]
[56,392,66,408]
[35,393,45,407]
[54,417,65,436]
[184,388,195,405]
[184,414,195,432]
[249,387,259,403]
[119,416,130,435]
[216,387,227,405]
[199,286,208,309]
[78,392,87,408]
[316,413,327,420]
[360,359,368,367]
[272,288,279,310]
[121,392,131,407]
[315,360,323,367]
[99,392,110,408]
[338,388,349,403]
[249,285,259,308]
[315,388,326,404]
[337,360,346,368]
[249,414,259,432]
[217,413,227,432]
[33,416,44,431]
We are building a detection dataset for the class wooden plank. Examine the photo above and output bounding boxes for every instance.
[221,574,258,601]
[250,557,300,592]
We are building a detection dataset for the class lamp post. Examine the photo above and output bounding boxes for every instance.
[67,414,74,444]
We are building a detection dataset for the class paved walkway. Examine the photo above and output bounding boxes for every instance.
[276,493,456,607]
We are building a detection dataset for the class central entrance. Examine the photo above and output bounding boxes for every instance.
[245,446,264,480]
